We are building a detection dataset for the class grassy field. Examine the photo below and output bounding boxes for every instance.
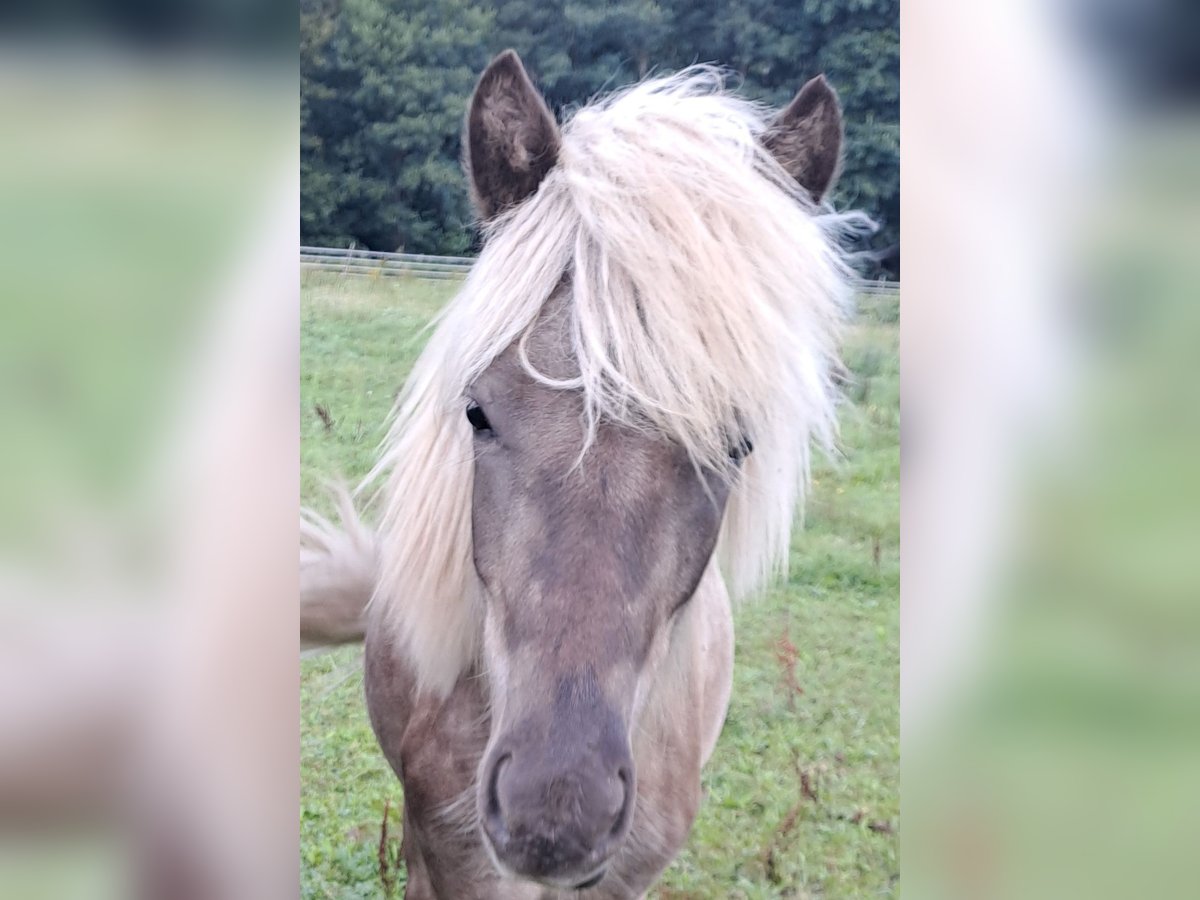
[300,270,899,899]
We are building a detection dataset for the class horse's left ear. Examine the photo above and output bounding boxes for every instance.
[465,50,561,221]
[762,75,843,203]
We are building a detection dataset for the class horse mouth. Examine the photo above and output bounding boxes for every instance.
[572,867,607,890]
[479,823,611,892]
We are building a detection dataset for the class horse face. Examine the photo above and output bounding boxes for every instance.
[465,303,731,888]
[457,47,842,889]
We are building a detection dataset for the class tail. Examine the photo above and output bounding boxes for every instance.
[300,485,377,649]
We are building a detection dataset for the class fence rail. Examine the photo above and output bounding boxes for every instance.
[301,246,900,296]
[301,246,473,280]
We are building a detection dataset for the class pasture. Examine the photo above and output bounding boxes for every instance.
[300,270,899,898]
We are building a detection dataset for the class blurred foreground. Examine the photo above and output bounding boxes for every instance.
[0,42,297,900]
[904,1,1200,896]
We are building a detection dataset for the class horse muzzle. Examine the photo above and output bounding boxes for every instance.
[480,731,635,886]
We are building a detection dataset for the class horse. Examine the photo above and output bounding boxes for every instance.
[303,49,855,898]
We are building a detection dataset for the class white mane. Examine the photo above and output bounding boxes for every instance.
[366,69,854,696]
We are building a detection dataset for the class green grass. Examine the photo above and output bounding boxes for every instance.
[301,271,899,898]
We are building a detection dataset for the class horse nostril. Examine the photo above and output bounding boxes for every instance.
[485,753,511,838]
[610,766,633,838]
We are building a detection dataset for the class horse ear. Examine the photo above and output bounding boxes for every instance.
[762,75,843,203]
[464,50,560,221]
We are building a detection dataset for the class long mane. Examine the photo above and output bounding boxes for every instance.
[365,69,855,696]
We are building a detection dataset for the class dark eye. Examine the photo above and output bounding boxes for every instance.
[729,435,753,463]
[466,401,492,433]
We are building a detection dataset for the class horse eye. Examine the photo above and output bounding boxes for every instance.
[466,402,492,432]
[729,435,754,462]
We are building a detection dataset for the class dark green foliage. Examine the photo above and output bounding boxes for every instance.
[302,0,495,253]
[301,0,899,270]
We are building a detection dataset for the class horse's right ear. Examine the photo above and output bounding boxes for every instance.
[464,50,560,221]
[763,75,843,203]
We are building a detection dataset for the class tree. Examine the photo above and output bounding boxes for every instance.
[301,0,494,253]
[301,0,899,272]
